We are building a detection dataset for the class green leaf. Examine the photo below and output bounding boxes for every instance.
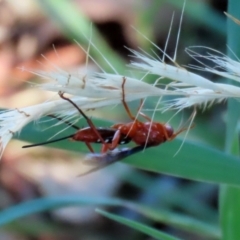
[0,196,123,226]
[127,204,219,239]
[125,140,240,187]
[96,209,182,240]
[18,117,240,186]
[0,195,218,238]
[220,1,240,239]
[220,186,240,240]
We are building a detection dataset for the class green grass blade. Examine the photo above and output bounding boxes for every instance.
[220,1,240,239]
[36,0,126,73]
[127,204,219,239]
[0,191,220,240]
[18,118,240,186]
[124,140,240,186]
[220,186,240,240]
[96,209,182,240]
[0,194,218,238]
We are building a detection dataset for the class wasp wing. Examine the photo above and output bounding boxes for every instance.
[78,145,150,176]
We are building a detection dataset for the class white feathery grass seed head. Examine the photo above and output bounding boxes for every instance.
[2,8,240,158]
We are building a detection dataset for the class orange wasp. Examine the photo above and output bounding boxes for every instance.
[23,77,188,175]
[23,77,185,152]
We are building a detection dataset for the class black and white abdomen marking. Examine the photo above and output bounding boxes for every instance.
[93,128,131,145]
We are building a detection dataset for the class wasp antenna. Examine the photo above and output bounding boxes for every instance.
[47,114,79,130]
[22,134,75,148]
[58,92,107,146]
